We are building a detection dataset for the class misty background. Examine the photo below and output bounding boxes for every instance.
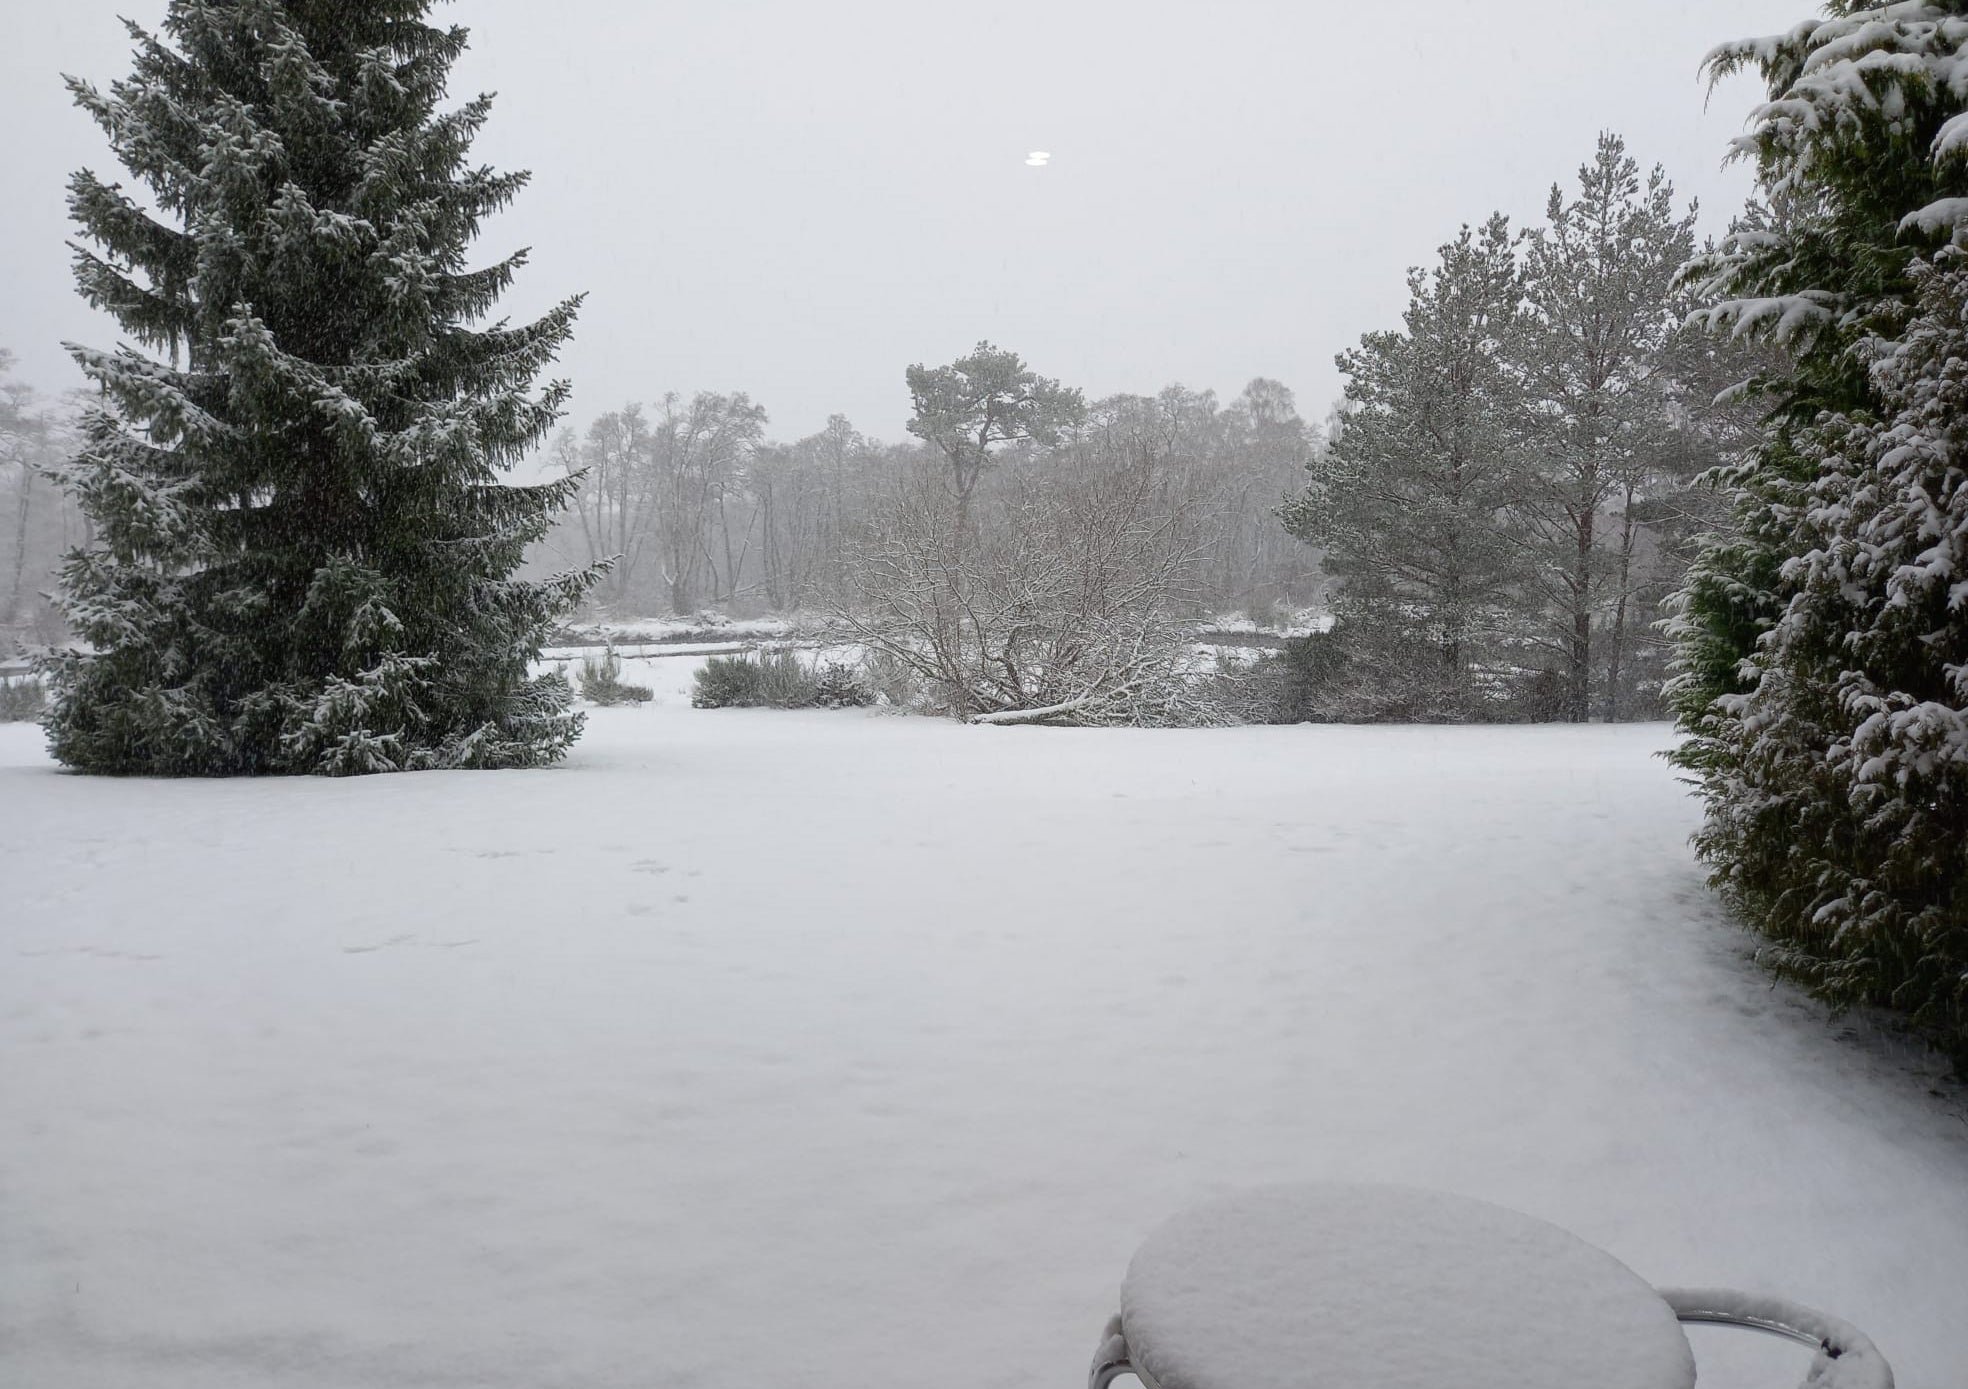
[4,0,1794,441]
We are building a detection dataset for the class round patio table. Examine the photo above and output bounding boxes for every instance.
[1095,1184,1698,1389]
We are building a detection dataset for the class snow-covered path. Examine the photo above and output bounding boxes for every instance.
[2,710,1963,1389]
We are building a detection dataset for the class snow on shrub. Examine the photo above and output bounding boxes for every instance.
[577,653,653,707]
[692,653,873,710]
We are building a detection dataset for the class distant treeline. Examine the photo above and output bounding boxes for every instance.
[0,352,83,649]
[531,378,1319,624]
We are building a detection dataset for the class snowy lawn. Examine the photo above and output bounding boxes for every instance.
[2,704,1964,1389]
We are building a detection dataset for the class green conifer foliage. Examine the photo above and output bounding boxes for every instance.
[1671,4,1968,1066]
[1696,253,1968,1070]
[1280,216,1526,718]
[1672,5,1968,726]
[46,0,597,775]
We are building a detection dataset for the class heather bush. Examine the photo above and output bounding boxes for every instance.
[577,652,652,706]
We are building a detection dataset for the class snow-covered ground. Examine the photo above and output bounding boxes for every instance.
[2,700,1964,1389]
[556,613,805,646]
[1202,607,1335,638]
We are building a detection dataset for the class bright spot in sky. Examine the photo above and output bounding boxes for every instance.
[1025,151,1050,167]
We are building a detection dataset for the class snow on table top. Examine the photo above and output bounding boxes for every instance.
[1120,1184,1694,1389]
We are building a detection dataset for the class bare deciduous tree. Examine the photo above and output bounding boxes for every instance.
[531,359,1321,627]
[557,404,655,607]
[650,390,768,612]
[1,355,81,643]
[840,408,1223,725]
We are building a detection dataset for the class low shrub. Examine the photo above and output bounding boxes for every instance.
[692,654,764,708]
[754,651,817,707]
[810,659,876,709]
[693,652,874,710]
[577,652,652,706]
[0,677,45,723]
[1259,623,1512,724]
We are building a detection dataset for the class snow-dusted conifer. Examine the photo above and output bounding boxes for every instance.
[46,0,596,775]
[1698,251,1968,1068]
[1672,4,1968,1065]
[1673,5,1968,726]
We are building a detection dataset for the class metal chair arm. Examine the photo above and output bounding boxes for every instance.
[1089,1313,1137,1389]
[1659,1287,1892,1389]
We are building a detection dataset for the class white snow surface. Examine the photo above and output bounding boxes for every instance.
[1119,1184,1694,1389]
[1201,609,1335,637]
[559,613,802,645]
[3,705,1966,1389]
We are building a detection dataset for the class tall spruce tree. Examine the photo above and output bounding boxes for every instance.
[1670,3,1968,1068]
[46,0,596,776]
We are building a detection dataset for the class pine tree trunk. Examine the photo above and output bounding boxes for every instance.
[1571,501,1595,723]
[1442,571,1464,677]
[937,458,983,718]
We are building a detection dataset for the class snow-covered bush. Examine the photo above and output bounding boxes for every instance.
[0,676,44,723]
[577,653,652,707]
[810,660,876,709]
[692,655,765,709]
[755,652,819,708]
[691,652,872,710]
[1261,615,1561,724]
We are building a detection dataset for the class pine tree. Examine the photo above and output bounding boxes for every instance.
[1671,4,1968,1068]
[1512,134,1696,723]
[1280,216,1527,719]
[46,0,596,776]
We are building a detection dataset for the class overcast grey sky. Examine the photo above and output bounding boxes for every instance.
[1,0,1801,443]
